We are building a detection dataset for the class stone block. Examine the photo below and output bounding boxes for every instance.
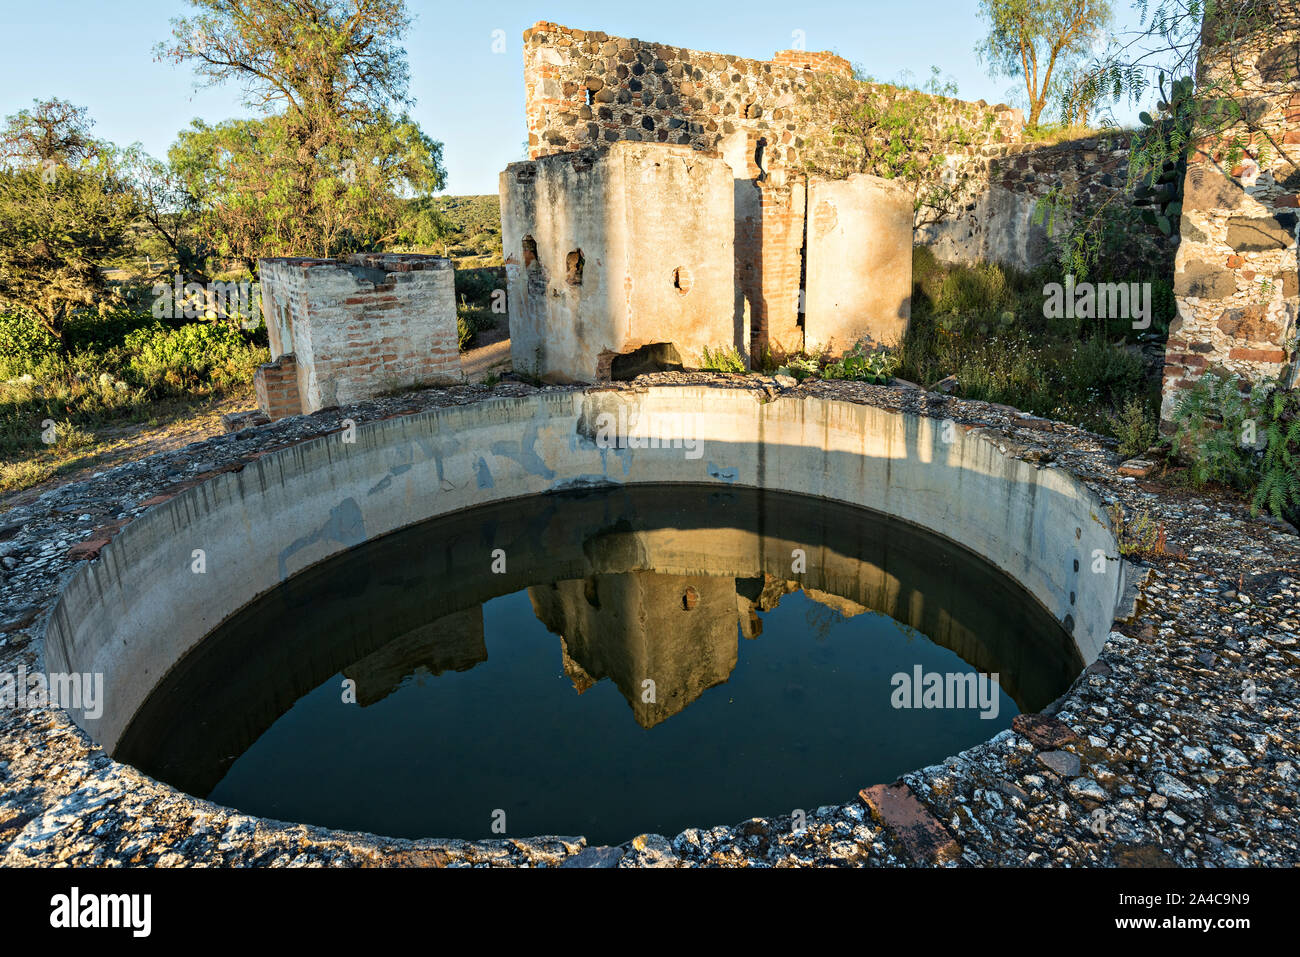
[1175,261,1240,299]
[859,783,961,864]
[1227,214,1298,253]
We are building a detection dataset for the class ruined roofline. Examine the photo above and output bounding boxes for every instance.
[522,20,1022,120]
[504,139,725,172]
[258,253,453,273]
[524,21,849,76]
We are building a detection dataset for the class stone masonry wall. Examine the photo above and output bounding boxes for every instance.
[1161,4,1300,423]
[258,254,462,417]
[922,136,1178,276]
[501,142,738,383]
[520,23,948,357]
[522,21,1021,178]
[522,21,1179,280]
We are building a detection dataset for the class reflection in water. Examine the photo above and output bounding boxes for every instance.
[118,485,1083,843]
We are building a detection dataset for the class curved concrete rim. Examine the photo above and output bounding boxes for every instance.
[43,384,1128,843]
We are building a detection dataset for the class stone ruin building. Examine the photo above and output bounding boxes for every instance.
[251,11,1297,418]
[254,253,462,420]
[504,23,932,381]
[501,142,739,383]
[509,16,1298,412]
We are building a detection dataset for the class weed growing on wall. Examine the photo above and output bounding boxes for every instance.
[805,68,985,227]
[699,346,747,374]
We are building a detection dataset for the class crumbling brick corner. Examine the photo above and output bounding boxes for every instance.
[254,354,301,421]
[256,253,463,418]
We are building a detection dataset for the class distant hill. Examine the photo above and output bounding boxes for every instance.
[429,195,503,267]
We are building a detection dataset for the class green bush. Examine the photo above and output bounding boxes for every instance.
[700,345,746,373]
[1164,375,1300,525]
[455,268,504,309]
[1,316,265,458]
[822,344,900,383]
[1164,372,1267,490]
[898,253,1163,435]
[775,355,821,382]
[0,311,60,378]
[456,295,496,351]
[1108,395,1159,459]
[125,322,263,394]
[1253,389,1300,524]
[1,361,142,458]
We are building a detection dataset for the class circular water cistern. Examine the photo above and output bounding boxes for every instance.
[117,484,1081,844]
[46,387,1124,847]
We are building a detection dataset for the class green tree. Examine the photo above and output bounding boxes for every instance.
[156,0,447,262]
[0,99,139,346]
[977,0,1114,129]
[123,145,214,286]
[1075,1,1292,185]
[806,67,974,227]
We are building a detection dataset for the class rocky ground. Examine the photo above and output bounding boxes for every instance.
[0,374,1296,867]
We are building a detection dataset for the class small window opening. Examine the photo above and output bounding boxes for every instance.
[672,266,693,295]
[682,586,699,611]
[522,235,538,268]
[566,249,585,286]
[754,138,768,181]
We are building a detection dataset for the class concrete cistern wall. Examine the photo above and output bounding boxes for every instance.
[44,386,1126,757]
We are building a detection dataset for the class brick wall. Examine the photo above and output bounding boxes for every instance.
[257,254,462,416]
[254,354,301,421]
[1161,4,1300,423]
[734,178,806,354]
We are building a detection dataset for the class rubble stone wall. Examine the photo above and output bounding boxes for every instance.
[1162,5,1300,422]
[520,20,1179,279]
[522,21,1021,180]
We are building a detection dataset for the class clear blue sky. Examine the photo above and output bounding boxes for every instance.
[0,0,1148,195]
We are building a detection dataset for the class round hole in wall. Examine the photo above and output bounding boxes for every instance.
[672,266,692,296]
